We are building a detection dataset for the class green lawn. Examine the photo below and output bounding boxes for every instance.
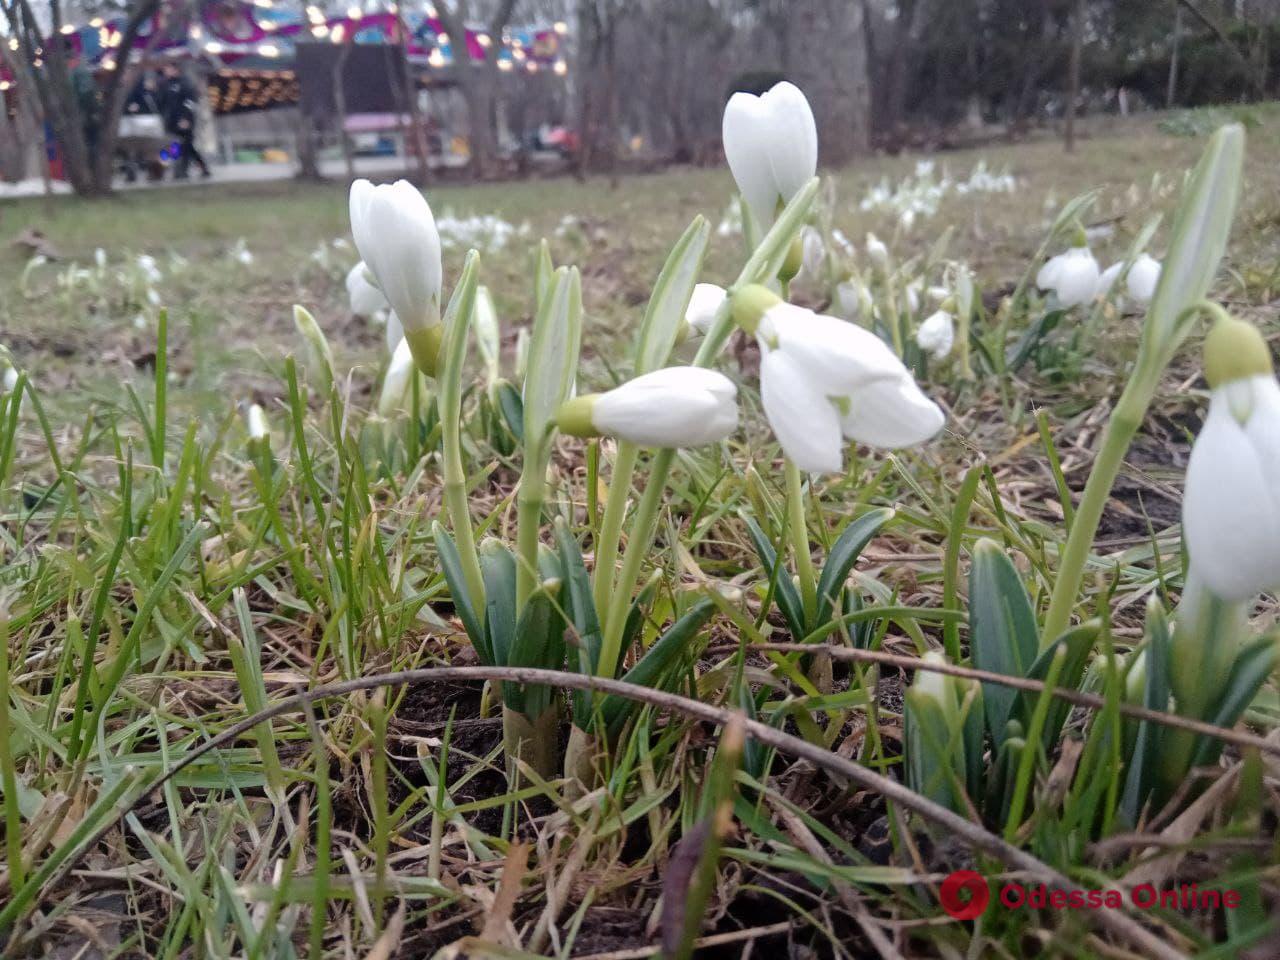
[1,108,1278,958]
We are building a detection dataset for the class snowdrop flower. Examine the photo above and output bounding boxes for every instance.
[293,305,334,383]
[1036,244,1100,308]
[244,403,270,451]
[1095,261,1124,299]
[685,283,728,337]
[732,285,945,473]
[904,279,923,316]
[378,338,417,417]
[94,248,107,271]
[384,312,404,357]
[136,255,162,285]
[917,310,955,360]
[346,261,389,319]
[833,280,864,321]
[866,233,889,270]
[1126,253,1161,304]
[1183,316,1280,601]
[2,361,18,394]
[349,179,443,375]
[801,226,825,279]
[722,81,817,230]
[557,367,738,448]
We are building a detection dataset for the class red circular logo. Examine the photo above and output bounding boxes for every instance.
[940,870,990,919]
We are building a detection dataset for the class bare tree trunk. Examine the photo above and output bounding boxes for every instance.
[334,41,356,182]
[435,0,519,178]
[1167,1,1183,107]
[1064,0,1084,152]
[92,0,162,192]
[395,11,431,184]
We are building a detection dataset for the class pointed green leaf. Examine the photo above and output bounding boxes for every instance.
[478,539,517,668]
[433,522,483,651]
[744,516,806,641]
[969,538,1040,747]
[815,508,895,625]
[633,216,710,374]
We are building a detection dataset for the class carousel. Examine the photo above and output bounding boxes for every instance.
[1,1,567,173]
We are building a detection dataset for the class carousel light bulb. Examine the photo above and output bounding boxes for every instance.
[554,20,568,33]
[259,43,279,57]
[59,24,75,34]
[527,61,538,72]
[347,6,361,18]
[477,33,491,47]
[498,58,512,71]
[90,17,104,27]
[205,41,224,53]
[553,59,567,75]
[437,32,449,44]
[311,24,328,37]
[331,23,345,41]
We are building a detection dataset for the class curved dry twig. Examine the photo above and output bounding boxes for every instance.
[12,666,1189,960]
[707,641,1280,760]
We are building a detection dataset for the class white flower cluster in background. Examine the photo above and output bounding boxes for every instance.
[859,159,1018,229]
[433,211,531,251]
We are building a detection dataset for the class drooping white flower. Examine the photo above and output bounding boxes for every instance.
[1036,246,1100,308]
[384,312,404,357]
[1096,261,1124,299]
[2,363,18,394]
[1183,318,1280,601]
[246,403,269,443]
[686,283,728,336]
[917,310,955,360]
[378,338,417,418]
[558,366,738,448]
[734,287,945,473]
[346,261,389,319]
[722,81,818,230]
[1127,253,1161,304]
[833,280,864,321]
[904,279,923,316]
[349,179,443,373]
[801,226,825,279]
[866,233,889,270]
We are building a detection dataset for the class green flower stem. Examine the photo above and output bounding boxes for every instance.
[597,448,675,681]
[593,441,640,627]
[516,456,546,609]
[1041,401,1141,645]
[1041,303,1228,644]
[593,179,820,677]
[785,460,818,625]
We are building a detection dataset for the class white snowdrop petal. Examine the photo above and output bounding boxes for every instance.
[839,376,945,449]
[760,347,844,473]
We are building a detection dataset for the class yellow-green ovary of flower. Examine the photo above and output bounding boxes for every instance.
[731,285,945,473]
[1183,315,1280,601]
[348,178,443,375]
[556,367,738,448]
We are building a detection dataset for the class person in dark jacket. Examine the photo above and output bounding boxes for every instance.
[160,63,210,179]
[120,71,162,182]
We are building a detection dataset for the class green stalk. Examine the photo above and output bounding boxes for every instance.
[1041,401,1141,644]
[0,611,24,890]
[593,442,639,626]
[516,457,546,609]
[597,448,675,680]
[784,460,818,625]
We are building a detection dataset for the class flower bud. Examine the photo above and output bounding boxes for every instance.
[348,179,443,375]
[722,81,818,230]
[916,310,955,361]
[293,305,334,382]
[556,367,738,449]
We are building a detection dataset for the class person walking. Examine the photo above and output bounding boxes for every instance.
[120,71,163,182]
[160,63,210,179]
